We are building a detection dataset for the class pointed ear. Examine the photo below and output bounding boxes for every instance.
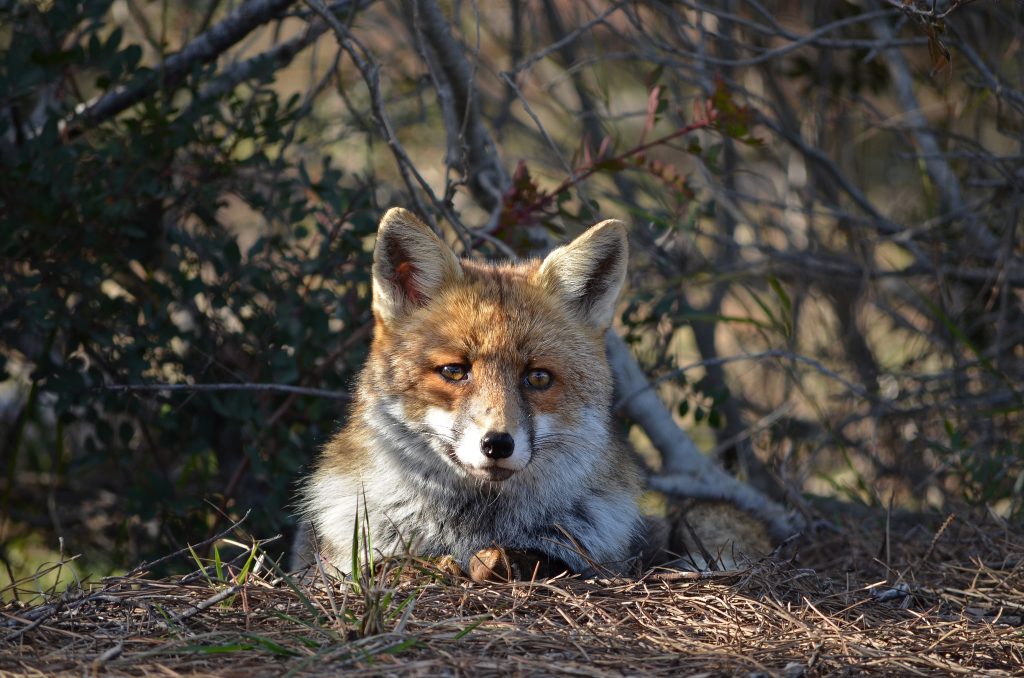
[372,207,462,323]
[537,219,628,330]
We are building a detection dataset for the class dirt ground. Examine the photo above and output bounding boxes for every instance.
[2,507,1022,677]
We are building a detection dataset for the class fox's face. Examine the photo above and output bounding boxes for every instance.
[364,208,628,484]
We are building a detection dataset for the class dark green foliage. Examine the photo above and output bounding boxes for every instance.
[0,1,375,570]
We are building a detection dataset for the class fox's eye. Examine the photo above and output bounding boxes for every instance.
[523,369,553,390]
[439,364,470,383]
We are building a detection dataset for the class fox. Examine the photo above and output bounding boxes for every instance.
[294,207,772,581]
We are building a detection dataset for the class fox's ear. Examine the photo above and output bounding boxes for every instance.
[537,219,628,330]
[372,207,462,323]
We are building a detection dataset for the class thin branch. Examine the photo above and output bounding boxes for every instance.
[657,6,902,68]
[505,1,626,76]
[125,510,253,576]
[70,0,301,133]
[159,585,243,627]
[305,0,458,239]
[884,0,984,20]
[196,18,330,101]
[102,383,350,400]
[870,5,1001,253]
[615,348,878,411]
[606,332,798,540]
[409,0,508,213]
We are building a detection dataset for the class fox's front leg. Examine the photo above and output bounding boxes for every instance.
[467,547,569,582]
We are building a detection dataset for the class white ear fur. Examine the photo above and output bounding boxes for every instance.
[537,219,628,329]
[371,207,462,323]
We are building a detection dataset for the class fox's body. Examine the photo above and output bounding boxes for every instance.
[296,208,769,578]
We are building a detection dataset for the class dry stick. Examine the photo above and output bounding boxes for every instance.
[869,7,1000,254]
[92,641,125,669]
[103,382,350,400]
[4,571,124,642]
[2,602,63,642]
[304,0,447,235]
[70,0,300,133]
[411,0,508,214]
[126,511,252,577]
[883,0,984,20]
[196,19,331,102]
[643,569,745,583]
[193,0,374,103]
[153,585,243,630]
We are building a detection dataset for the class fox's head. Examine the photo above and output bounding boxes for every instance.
[364,208,628,485]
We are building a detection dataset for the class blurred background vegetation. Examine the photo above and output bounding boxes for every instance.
[1,0,1022,594]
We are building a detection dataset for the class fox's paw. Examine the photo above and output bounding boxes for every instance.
[468,547,558,582]
[433,555,464,579]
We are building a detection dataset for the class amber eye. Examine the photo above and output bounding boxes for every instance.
[439,364,470,383]
[523,369,553,390]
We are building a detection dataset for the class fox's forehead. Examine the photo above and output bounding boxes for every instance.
[403,259,591,359]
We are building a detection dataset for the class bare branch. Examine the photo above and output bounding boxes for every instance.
[605,333,798,541]
[103,383,350,400]
[197,19,330,101]
[407,0,508,213]
[125,511,253,576]
[869,5,1001,253]
[305,0,467,243]
[72,0,301,132]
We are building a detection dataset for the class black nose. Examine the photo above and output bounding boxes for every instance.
[480,431,515,459]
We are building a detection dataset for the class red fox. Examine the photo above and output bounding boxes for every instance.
[294,208,772,580]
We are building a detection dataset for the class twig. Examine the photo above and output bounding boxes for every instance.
[125,511,252,576]
[2,600,63,642]
[409,0,508,213]
[305,0,446,233]
[605,332,798,542]
[505,1,626,76]
[150,585,243,630]
[92,641,125,669]
[69,0,300,133]
[102,382,350,400]
[196,19,330,101]
[884,0,984,20]
[614,348,876,412]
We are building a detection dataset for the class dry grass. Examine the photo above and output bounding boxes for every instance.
[3,508,1022,677]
